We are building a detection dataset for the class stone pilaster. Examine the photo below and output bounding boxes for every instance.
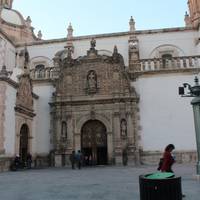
[107,131,113,164]
[0,82,6,154]
[113,111,122,164]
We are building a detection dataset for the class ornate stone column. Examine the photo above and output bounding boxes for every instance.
[113,111,122,164]
[54,110,62,167]
[126,109,140,166]
[66,113,73,153]
[107,131,113,164]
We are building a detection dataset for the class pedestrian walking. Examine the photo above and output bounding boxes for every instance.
[27,153,32,169]
[70,150,76,169]
[160,144,175,173]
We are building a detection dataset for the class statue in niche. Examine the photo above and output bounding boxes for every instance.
[90,38,96,49]
[120,119,127,137]
[87,70,97,93]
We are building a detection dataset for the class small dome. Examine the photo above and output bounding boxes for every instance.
[0,7,25,26]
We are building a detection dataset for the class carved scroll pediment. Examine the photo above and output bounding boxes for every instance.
[16,74,33,110]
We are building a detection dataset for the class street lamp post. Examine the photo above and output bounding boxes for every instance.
[179,76,200,175]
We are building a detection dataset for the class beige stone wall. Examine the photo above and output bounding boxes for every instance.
[0,22,35,43]
[0,82,6,154]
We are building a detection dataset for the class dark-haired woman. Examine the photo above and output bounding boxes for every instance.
[161,144,175,173]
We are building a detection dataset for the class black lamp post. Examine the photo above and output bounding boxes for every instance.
[179,76,200,175]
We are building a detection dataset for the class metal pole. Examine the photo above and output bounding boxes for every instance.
[191,96,200,175]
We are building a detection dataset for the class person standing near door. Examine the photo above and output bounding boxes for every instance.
[70,150,76,169]
[76,150,83,169]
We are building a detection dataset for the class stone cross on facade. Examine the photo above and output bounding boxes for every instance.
[88,71,96,89]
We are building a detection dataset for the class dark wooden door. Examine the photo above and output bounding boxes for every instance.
[19,124,29,165]
[81,120,107,165]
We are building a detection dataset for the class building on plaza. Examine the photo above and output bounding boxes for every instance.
[0,0,200,171]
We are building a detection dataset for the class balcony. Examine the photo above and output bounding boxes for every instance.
[136,55,200,73]
[30,67,60,81]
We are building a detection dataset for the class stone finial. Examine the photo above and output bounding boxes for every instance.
[0,65,8,77]
[113,45,118,54]
[112,45,120,63]
[90,38,96,49]
[67,23,73,39]
[26,16,32,27]
[129,16,135,32]
[37,30,42,40]
[24,46,30,72]
[184,11,192,27]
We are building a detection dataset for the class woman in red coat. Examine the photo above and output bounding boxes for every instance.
[161,144,175,173]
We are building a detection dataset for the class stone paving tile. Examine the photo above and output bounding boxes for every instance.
[0,164,199,200]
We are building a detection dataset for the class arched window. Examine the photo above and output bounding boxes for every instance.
[162,54,172,68]
[35,64,45,78]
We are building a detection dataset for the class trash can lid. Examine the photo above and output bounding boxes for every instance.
[145,172,174,179]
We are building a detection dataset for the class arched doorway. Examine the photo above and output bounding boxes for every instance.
[19,124,29,164]
[81,120,107,165]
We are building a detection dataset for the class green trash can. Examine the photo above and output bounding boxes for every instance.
[139,172,182,200]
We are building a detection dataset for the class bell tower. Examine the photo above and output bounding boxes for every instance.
[0,0,13,9]
[188,0,200,28]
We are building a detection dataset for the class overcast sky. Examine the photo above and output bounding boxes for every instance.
[13,0,188,39]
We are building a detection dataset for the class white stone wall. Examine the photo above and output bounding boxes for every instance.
[133,73,196,152]
[4,84,16,155]
[73,36,129,65]
[25,29,198,69]
[0,33,15,71]
[137,30,197,59]
[32,83,55,154]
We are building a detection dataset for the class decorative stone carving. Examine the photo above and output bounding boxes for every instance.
[86,70,97,94]
[37,30,42,40]
[0,65,8,78]
[90,38,96,49]
[50,40,139,165]
[16,74,34,115]
[129,16,136,32]
[120,119,127,138]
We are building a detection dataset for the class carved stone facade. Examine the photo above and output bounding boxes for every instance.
[50,41,140,166]
[188,0,200,28]
[15,73,35,160]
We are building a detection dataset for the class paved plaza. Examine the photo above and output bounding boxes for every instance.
[0,164,199,200]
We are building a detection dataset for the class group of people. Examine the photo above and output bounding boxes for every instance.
[10,153,32,171]
[70,150,95,169]
[70,150,83,169]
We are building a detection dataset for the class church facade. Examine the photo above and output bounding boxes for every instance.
[0,0,200,171]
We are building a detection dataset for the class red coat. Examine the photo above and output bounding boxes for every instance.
[161,151,175,172]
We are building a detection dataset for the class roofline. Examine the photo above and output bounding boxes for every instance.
[16,26,195,48]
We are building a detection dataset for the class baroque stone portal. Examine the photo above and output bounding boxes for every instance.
[50,40,140,166]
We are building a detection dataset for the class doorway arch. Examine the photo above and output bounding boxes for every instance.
[19,124,29,164]
[81,120,107,165]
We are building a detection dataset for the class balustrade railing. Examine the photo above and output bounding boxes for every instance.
[137,55,200,72]
[29,56,200,80]
[30,67,60,80]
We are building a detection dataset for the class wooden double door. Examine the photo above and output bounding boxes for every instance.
[81,120,108,165]
[19,124,29,164]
